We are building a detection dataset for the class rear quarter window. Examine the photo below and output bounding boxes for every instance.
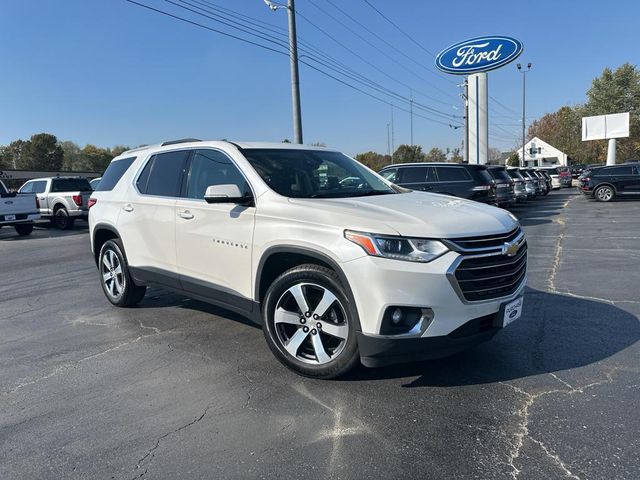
[95,157,136,191]
[436,167,472,182]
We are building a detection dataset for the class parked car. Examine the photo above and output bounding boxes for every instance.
[537,166,562,189]
[505,168,528,202]
[378,162,497,204]
[486,166,515,206]
[532,170,550,196]
[509,168,536,199]
[578,164,640,202]
[89,140,527,378]
[558,166,573,187]
[537,170,553,194]
[0,180,41,236]
[19,176,93,229]
[90,177,102,190]
[519,169,542,196]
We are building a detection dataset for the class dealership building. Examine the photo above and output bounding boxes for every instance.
[516,137,569,167]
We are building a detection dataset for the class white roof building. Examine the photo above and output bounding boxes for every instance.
[516,137,569,167]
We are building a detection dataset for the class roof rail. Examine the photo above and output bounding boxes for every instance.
[161,138,202,146]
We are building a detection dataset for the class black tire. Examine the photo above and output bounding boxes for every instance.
[98,239,146,307]
[262,264,360,379]
[53,206,75,230]
[594,185,614,202]
[14,223,34,236]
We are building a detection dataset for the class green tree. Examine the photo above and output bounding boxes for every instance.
[506,151,520,167]
[354,151,391,171]
[1,140,27,169]
[20,133,64,170]
[424,147,446,162]
[80,144,113,172]
[392,144,424,163]
[60,141,82,170]
[449,147,463,163]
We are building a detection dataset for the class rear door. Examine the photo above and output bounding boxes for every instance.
[116,150,189,287]
[601,166,634,193]
[397,166,438,192]
[434,166,473,197]
[174,148,256,309]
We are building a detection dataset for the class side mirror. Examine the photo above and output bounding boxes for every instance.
[204,184,253,205]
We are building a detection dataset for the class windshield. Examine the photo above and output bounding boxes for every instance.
[242,149,397,198]
[51,178,92,192]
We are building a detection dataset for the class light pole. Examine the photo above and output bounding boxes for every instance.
[409,89,414,145]
[265,0,303,144]
[516,62,532,167]
[386,123,391,156]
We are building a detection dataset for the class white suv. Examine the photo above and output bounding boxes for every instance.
[89,140,527,378]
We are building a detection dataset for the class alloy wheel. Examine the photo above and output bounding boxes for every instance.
[273,282,349,365]
[101,248,125,299]
[597,187,613,201]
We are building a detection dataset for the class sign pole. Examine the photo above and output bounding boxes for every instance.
[607,138,616,166]
[467,73,489,165]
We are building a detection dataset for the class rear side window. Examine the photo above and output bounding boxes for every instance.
[32,180,47,193]
[436,167,471,182]
[380,168,398,183]
[95,157,135,191]
[489,168,511,182]
[601,166,632,176]
[52,178,92,192]
[137,150,189,197]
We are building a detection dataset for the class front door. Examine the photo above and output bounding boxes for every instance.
[175,148,256,311]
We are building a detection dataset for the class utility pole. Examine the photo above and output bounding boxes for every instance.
[517,63,532,167]
[460,79,469,163]
[265,0,303,144]
[390,104,395,155]
[409,90,414,145]
[386,123,391,156]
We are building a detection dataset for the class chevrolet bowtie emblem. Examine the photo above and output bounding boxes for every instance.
[502,240,520,257]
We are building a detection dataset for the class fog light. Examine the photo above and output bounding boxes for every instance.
[391,308,403,324]
[381,306,434,336]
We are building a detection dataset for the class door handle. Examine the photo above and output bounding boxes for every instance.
[123,204,134,212]
[178,210,194,220]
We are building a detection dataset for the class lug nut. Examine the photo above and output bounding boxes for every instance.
[313,314,319,320]
[303,326,309,333]
[305,312,311,317]
[316,322,322,329]
[311,329,317,335]
[300,318,306,324]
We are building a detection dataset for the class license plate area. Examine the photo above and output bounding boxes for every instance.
[5,214,16,221]
[497,297,523,328]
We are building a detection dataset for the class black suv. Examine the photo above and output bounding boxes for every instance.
[579,163,640,202]
[486,166,515,206]
[378,163,496,203]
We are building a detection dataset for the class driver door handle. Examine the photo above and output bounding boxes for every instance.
[178,210,194,220]
[123,204,134,212]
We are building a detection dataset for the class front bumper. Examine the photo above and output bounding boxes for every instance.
[358,313,501,367]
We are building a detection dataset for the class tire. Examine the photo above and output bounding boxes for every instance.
[595,185,614,202]
[98,239,147,307]
[53,206,75,230]
[262,264,360,379]
[14,223,34,236]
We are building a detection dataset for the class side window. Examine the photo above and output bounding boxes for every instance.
[32,181,47,193]
[436,167,471,182]
[380,168,398,183]
[96,157,135,191]
[400,166,428,183]
[19,182,33,193]
[185,149,250,200]
[138,151,189,196]
[604,166,632,176]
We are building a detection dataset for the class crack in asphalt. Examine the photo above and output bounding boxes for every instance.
[500,367,623,479]
[2,321,176,397]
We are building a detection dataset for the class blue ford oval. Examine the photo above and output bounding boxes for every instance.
[435,36,523,74]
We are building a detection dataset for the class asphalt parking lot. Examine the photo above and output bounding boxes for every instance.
[1,189,638,480]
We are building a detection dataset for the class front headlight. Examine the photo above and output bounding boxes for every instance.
[345,230,449,263]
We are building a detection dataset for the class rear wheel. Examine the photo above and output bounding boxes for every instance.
[262,264,360,379]
[98,239,146,307]
[53,206,75,230]
[14,224,34,236]
[595,185,614,202]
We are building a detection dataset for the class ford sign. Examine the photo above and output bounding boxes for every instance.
[435,36,523,74]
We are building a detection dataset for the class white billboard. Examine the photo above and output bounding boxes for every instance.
[582,112,629,141]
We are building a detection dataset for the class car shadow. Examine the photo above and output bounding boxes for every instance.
[341,287,639,386]
[0,220,89,241]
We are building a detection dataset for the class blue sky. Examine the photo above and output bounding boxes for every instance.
[1,0,638,156]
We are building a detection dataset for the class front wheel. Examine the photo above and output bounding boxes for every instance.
[98,239,146,307]
[595,185,614,202]
[262,264,360,379]
[14,223,34,236]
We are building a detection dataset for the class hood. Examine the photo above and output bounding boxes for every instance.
[289,191,518,238]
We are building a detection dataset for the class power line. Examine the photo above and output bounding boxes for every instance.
[123,0,460,128]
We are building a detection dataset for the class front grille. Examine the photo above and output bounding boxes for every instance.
[447,227,522,251]
[453,242,527,302]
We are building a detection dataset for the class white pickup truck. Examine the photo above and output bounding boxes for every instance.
[0,180,40,236]
[19,176,92,229]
